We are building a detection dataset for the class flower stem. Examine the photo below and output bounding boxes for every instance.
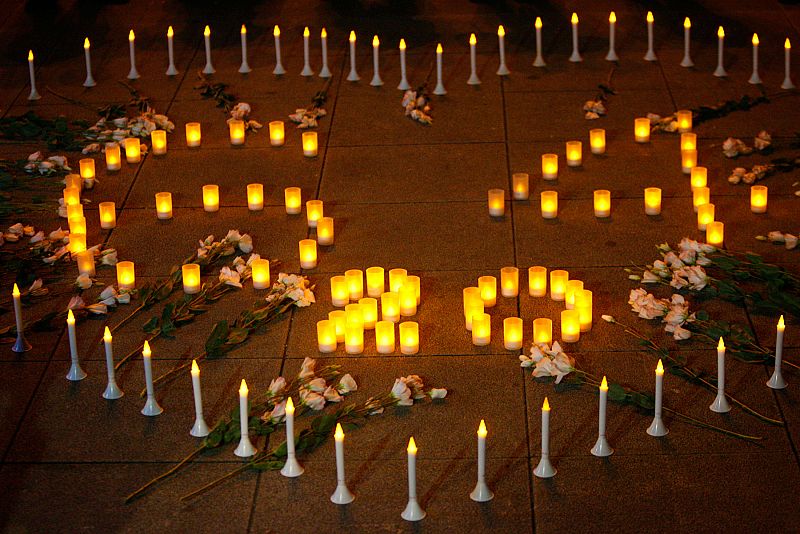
[124,445,206,503]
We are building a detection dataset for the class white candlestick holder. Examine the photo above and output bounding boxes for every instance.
[234,431,257,457]
[533,454,556,478]
[102,335,123,400]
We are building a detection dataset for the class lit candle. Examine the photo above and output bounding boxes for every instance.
[470,420,493,502]
[681,149,697,174]
[228,119,245,145]
[714,26,727,77]
[497,25,509,76]
[565,279,584,310]
[644,187,662,216]
[301,27,313,77]
[389,268,408,293]
[478,276,497,307]
[345,269,364,300]
[398,39,410,90]
[10,284,30,352]
[533,17,546,67]
[185,122,202,147]
[401,437,425,521]
[345,316,364,354]
[540,191,558,219]
[281,397,303,476]
[487,189,505,217]
[65,309,87,381]
[399,322,419,355]
[399,283,417,317]
[682,133,697,152]
[203,25,215,74]
[189,360,209,436]
[533,398,556,478]
[331,423,355,505]
[127,30,140,80]
[269,121,285,146]
[166,26,178,76]
[710,338,732,413]
[182,263,201,294]
[105,142,121,171]
[366,267,385,297]
[782,39,795,90]
[63,186,80,207]
[317,216,334,245]
[533,318,553,344]
[317,320,337,353]
[606,12,618,61]
[560,309,581,343]
[124,138,141,163]
[589,129,606,155]
[468,33,481,85]
[247,183,263,211]
[594,189,611,218]
[681,17,693,67]
[634,118,651,143]
[692,186,710,213]
[749,34,761,84]
[768,316,787,389]
[676,110,692,133]
[576,286,591,332]
[570,13,582,62]
[75,249,95,277]
[284,187,302,214]
[302,131,318,157]
[251,258,270,289]
[690,165,706,188]
[501,267,519,297]
[234,379,257,457]
[69,233,86,254]
[549,270,568,301]
[472,313,491,346]
[375,320,395,353]
[407,275,421,305]
[541,154,558,180]
[141,341,163,416]
[503,317,523,351]
[644,11,657,61]
[99,202,116,229]
[271,25,285,75]
[566,141,582,166]
[83,37,96,87]
[239,25,251,74]
[345,302,363,330]
[69,215,86,235]
[102,327,123,400]
[67,203,83,220]
[65,173,82,191]
[697,203,715,231]
[27,50,40,101]
[381,291,400,323]
[117,261,135,290]
[320,28,332,78]
[151,130,167,155]
[463,286,480,313]
[434,43,446,95]
[306,199,323,228]
[750,185,768,213]
[512,173,529,200]
[329,311,346,343]
[590,376,613,457]
[155,192,173,219]
[299,239,318,269]
[646,359,668,436]
[528,266,547,297]
[347,30,359,81]
[359,297,378,330]
[370,35,383,86]
[464,294,484,331]
[202,184,219,212]
[706,221,724,247]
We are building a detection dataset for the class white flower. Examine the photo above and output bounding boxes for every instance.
[601,315,616,323]
[683,266,709,290]
[7,223,23,235]
[768,231,786,243]
[642,270,660,283]
[323,386,342,403]
[100,249,118,266]
[663,251,684,269]
[300,389,325,410]
[670,271,689,290]
[225,229,242,244]
[23,225,34,237]
[786,234,798,250]
[27,151,42,162]
[68,295,85,310]
[652,260,671,278]
[306,377,326,393]
[299,357,316,378]
[532,358,557,380]
[49,228,67,241]
[116,291,131,304]
[268,400,286,423]
[98,285,118,306]
[75,274,93,289]
[628,288,668,320]
[754,130,772,151]
[403,375,425,399]
[30,231,45,243]
[238,234,253,253]
[670,324,692,340]
[268,376,286,397]
[337,374,357,393]
[391,378,413,406]
[218,266,242,288]
[429,388,447,399]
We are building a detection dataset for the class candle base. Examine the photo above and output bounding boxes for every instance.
[370,73,384,87]
[533,54,546,68]
[433,81,447,95]
[605,49,619,62]
[767,369,787,389]
[680,54,694,68]
[496,62,510,76]
[467,72,481,85]
[239,61,252,74]
[398,77,410,91]
[346,68,360,82]
[203,62,216,75]
[781,77,796,90]
[191,416,211,437]
[12,334,31,353]
[319,65,332,78]
[83,74,96,88]
[141,395,164,416]
[301,63,314,77]
[644,49,657,62]
[748,70,762,85]
[646,416,668,437]
[127,66,140,80]
[330,483,355,505]
[713,64,727,77]
[590,436,613,457]
[103,380,124,400]
[533,455,556,478]
[709,392,731,413]
[569,50,583,63]
[27,88,41,101]
[166,63,178,76]
[469,480,494,502]
[273,62,286,76]
[280,454,304,477]
[66,362,87,382]
[401,498,426,521]
[234,434,257,457]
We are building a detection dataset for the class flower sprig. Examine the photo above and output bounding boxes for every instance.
[288,78,331,129]
[649,93,770,133]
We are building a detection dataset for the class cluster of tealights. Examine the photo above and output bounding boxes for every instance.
[318,268,421,355]
[465,267,592,348]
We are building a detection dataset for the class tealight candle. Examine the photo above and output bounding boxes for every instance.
[478,276,497,307]
[76,249,95,277]
[690,166,707,188]
[399,283,417,316]
[399,322,419,355]
[463,287,481,313]
[550,270,568,301]
[634,118,651,143]
[533,318,553,345]
[306,199,323,228]
[389,268,408,293]
[575,289,593,332]
[644,187,662,216]
[63,186,80,207]
[247,183,263,211]
[594,189,611,218]
[540,191,558,219]
[542,154,558,180]
[565,280,584,310]
[155,192,173,219]
[329,310,346,343]
[676,110,692,133]
[345,317,364,354]
[566,141,582,167]
[69,233,86,254]
[65,174,82,191]
[501,267,519,297]
[749,34,761,85]
[681,149,697,174]
[561,310,581,343]
[692,186,710,213]
[151,130,167,155]
[68,215,86,235]
[299,239,318,269]
[503,317,523,350]
[302,131,318,157]
[464,296,484,331]
[228,119,245,145]
[345,269,364,300]
[269,121,285,146]
[359,297,378,330]
[707,221,724,247]
[117,261,135,290]
[67,203,84,220]
[512,173,530,200]
[251,258,270,289]
[186,122,201,147]
[376,320,395,354]
[681,133,697,152]
[347,30,359,82]
[366,266,385,297]
[202,185,219,212]
[79,158,95,182]
[487,189,505,217]
[317,217,334,245]
[98,202,116,229]
[589,129,606,155]
[472,313,491,346]
[697,203,715,231]
[105,142,121,171]
[751,185,768,213]
[124,138,141,163]
[681,18,694,68]
[284,187,302,214]
[407,275,421,305]
[381,291,400,322]
[182,263,201,294]
[528,266,547,297]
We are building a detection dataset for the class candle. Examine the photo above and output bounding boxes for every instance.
[124,138,141,163]
[549,270,568,301]
[709,338,732,413]
[117,261,135,290]
[166,26,178,76]
[182,264,201,294]
[714,26,727,77]
[434,43,446,95]
[749,34,761,84]
[589,129,606,155]
[375,320,395,353]
[246,183,263,211]
[399,322,419,355]
[682,133,697,152]
[154,191,172,220]
[65,173,82,191]
[697,203,715,231]
[533,17,546,67]
[681,17,693,67]
[67,203,83,220]
[105,142,121,171]
[65,309,87,381]
[468,33,481,85]
[706,221,724,247]
[228,120,245,145]
[127,30,140,79]
[141,341,163,416]
[202,25,215,74]
[690,165,706,188]
[269,121,285,146]
[470,419,494,502]
[344,269,364,301]
[533,398,556,478]
[306,199,323,228]
[471,313,491,346]
[347,30,359,81]
[76,249,95,277]
[302,131,318,157]
[345,316,364,354]
[676,110,692,133]
[69,233,86,254]
[528,266,547,297]
[238,25,251,74]
[540,191,558,219]
[533,318,553,345]
[751,185,768,213]
[566,141,582,166]
[301,27,313,77]
[389,268,408,293]
[401,437,426,521]
[27,50,40,101]
[189,360,209,436]
[399,283,417,316]
[463,286,480,312]
[594,189,611,218]
[768,316,787,389]
[541,154,558,180]
[646,359,668,436]
[398,39,410,90]
[359,297,378,330]
[681,149,697,174]
[634,118,651,143]
[370,35,383,86]
[10,284,30,353]
[381,291,400,323]
[320,28,332,78]
[63,186,80,207]
[487,189,505,217]
[102,327,123,400]
[281,397,304,476]
[83,37,96,87]
[185,122,202,147]
[606,12,618,61]
[299,239,318,269]
[565,279,584,310]
[496,25,509,76]
[284,187,302,214]
[692,186,710,213]
[68,215,86,235]
[644,11,656,61]
[500,267,519,297]
[315,216,334,246]
[464,294,484,331]
[331,423,355,505]
[366,267,385,297]
[234,379,257,457]
[512,173,529,200]
[202,185,219,212]
[329,311,346,343]
[503,317,523,350]
[590,376,613,456]
[560,309,581,343]
[268,25,284,75]
[575,288,592,332]
[783,39,795,89]
[151,130,167,155]
[251,258,270,289]
[98,202,116,229]
[570,12,582,62]
[316,320,337,353]
[644,187,662,215]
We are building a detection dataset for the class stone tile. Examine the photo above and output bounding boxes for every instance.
[0,361,46,458]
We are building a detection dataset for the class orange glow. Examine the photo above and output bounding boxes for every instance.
[129,30,135,41]
[204,25,211,37]
[335,423,344,441]
[543,397,550,411]
[478,419,487,438]
[752,33,759,46]
[399,38,406,50]
[498,25,505,37]
[407,437,417,454]
[600,376,608,391]
[684,17,691,29]
[84,37,90,49]
[349,30,356,42]
[274,25,280,37]
[104,326,112,343]
[609,12,616,23]
[778,315,785,331]
[373,35,379,47]
[718,26,724,39]
[718,337,725,351]
[571,13,579,24]
[167,26,174,38]
[647,11,654,23]
[286,396,295,415]
[656,359,664,375]
[470,33,477,46]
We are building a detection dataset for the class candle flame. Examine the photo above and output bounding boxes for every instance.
[437,43,443,53]
[373,35,379,47]
[274,25,280,37]
[469,33,477,46]
[204,25,210,37]
[321,28,327,38]
[543,397,550,411]
[143,339,151,358]
[646,11,654,23]
[571,12,578,24]
[778,315,785,330]
[104,326,112,342]
[241,24,246,35]
[129,29,135,41]
[600,376,608,390]
[399,38,406,50]
[191,359,199,374]
[609,12,616,24]
[303,27,309,38]
[12,283,20,296]
[684,17,691,29]
[334,422,344,440]
[535,17,542,29]
[67,309,75,324]
[239,378,248,395]
[656,359,664,375]
[718,26,724,38]
[498,25,505,37]
[786,38,791,50]
[407,436,417,454]
[477,419,487,438]
[84,37,90,49]
[286,396,295,414]
[167,26,174,38]
[718,337,725,350]
[349,30,356,42]
[28,50,33,61]
[752,33,759,46]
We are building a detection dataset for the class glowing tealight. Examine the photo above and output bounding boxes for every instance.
[681,149,697,174]
[105,142,121,171]
[550,270,568,301]
[676,110,692,133]
[503,317,523,350]
[528,266,547,297]
[501,266,519,297]
[345,269,364,301]
[690,166,707,188]
[561,309,581,343]
[117,261,135,290]
[151,130,167,155]
[124,138,141,163]
[317,320,337,353]
[512,173,530,200]
[269,121,285,146]
[706,221,724,247]
[366,266,385,297]
[681,132,697,152]
[247,183,264,211]
[202,185,219,212]
[399,322,419,354]
[302,131,318,157]
[541,154,558,180]
[251,258,270,289]
[381,291,400,323]
[692,186,710,213]
[644,187,662,216]
[471,313,491,346]
[306,199,323,228]
[634,118,651,143]
[185,122,202,147]
[750,185,768,213]
[182,263,201,294]
[98,202,116,229]
[541,191,558,219]
[155,192,173,219]
[697,203,715,231]
[299,239,317,269]
[228,119,245,145]
[566,141,582,167]
[317,217,334,245]
[375,320,395,353]
[594,189,611,218]
[284,187,302,214]
[589,129,606,155]
[533,318,553,344]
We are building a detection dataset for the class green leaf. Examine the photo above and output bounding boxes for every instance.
[142,317,160,334]
[225,327,249,345]
[607,383,627,403]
